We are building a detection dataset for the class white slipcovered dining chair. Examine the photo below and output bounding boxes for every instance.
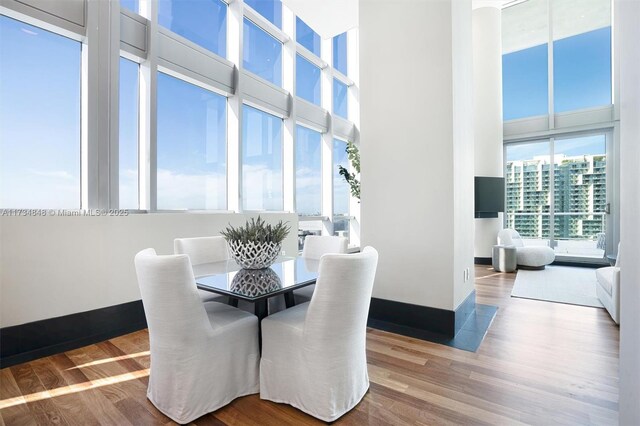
[134,249,260,424]
[294,235,348,303]
[260,247,379,422]
[174,236,229,303]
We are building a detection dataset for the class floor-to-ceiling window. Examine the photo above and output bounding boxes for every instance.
[1,0,359,247]
[505,132,609,260]
[502,0,613,262]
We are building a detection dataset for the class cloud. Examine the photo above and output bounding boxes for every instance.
[157,168,226,210]
[27,169,75,180]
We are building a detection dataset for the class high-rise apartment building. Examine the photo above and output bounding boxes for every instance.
[505,154,606,242]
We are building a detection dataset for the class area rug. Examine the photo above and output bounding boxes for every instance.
[512,266,604,308]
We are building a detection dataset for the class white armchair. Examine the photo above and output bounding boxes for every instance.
[134,249,259,424]
[260,247,379,422]
[174,236,230,303]
[596,243,620,324]
[294,235,348,304]
[497,229,555,270]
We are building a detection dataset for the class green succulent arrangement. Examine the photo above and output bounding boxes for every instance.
[338,141,361,200]
[220,216,290,245]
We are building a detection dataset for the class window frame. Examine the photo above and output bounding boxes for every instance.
[502,0,614,135]
[0,0,360,247]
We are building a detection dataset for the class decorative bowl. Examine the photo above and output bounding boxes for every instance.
[227,240,281,269]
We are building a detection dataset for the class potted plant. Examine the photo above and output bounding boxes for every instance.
[338,141,361,200]
[220,216,290,269]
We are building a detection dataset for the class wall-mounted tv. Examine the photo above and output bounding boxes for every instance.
[475,176,505,218]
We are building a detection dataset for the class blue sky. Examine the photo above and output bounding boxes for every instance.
[506,134,606,163]
[503,26,611,121]
[0,15,81,209]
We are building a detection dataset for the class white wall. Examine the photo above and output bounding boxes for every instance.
[452,0,476,308]
[360,0,474,311]
[0,213,298,327]
[472,6,503,259]
[616,0,640,423]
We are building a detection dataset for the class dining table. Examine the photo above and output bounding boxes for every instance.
[193,256,320,321]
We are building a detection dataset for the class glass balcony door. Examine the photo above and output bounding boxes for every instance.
[505,131,610,263]
[552,134,607,260]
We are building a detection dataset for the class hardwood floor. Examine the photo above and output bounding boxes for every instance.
[0,266,619,425]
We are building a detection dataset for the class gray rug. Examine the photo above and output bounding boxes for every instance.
[512,266,604,308]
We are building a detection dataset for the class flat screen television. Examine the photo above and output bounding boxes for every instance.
[475,176,505,218]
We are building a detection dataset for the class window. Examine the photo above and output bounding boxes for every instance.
[502,0,548,120]
[295,125,322,215]
[156,73,227,210]
[242,105,283,211]
[298,220,323,251]
[120,0,139,13]
[505,133,608,260]
[0,16,81,208]
[502,0,613,120]
[158,0,227,58]
[119,58,139,209]
[552,0,611,113]
[243,18,282,87]
[333,79,348,119]
[333,139,350,240]
[296,17,320,56]
[245,0,282,28]
[296,55,321,106]
[553,135,606,257]
[333,31,347,76]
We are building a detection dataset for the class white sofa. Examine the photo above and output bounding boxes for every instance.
[596,244,620,324]
[497,229,555,270]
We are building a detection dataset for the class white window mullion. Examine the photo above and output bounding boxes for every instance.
[139,0,158,211]
[84,0,116,209]
[282,3,295,213]
[321,36,334,236]
[227,0,243,212]
[547,0,555,130]
[108,1,121,208]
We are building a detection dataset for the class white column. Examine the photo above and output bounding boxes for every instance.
[360,0,474,311]
[617,0,640,423]
[472,6,503,259]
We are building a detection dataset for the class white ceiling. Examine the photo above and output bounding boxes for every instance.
[282,0,358,39]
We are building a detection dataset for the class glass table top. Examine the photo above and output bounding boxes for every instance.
[194,257,320,301]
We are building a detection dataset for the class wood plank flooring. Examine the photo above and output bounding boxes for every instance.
[0,266,619,425]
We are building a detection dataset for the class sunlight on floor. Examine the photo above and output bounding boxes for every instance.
[0,368,149,409]
[68,351,150,369]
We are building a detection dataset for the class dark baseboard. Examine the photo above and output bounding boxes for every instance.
[368,290,477,339]
[1,300,147,369]
[368,292,496,352]
[474,257,492,265]
[368,297,455,337]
